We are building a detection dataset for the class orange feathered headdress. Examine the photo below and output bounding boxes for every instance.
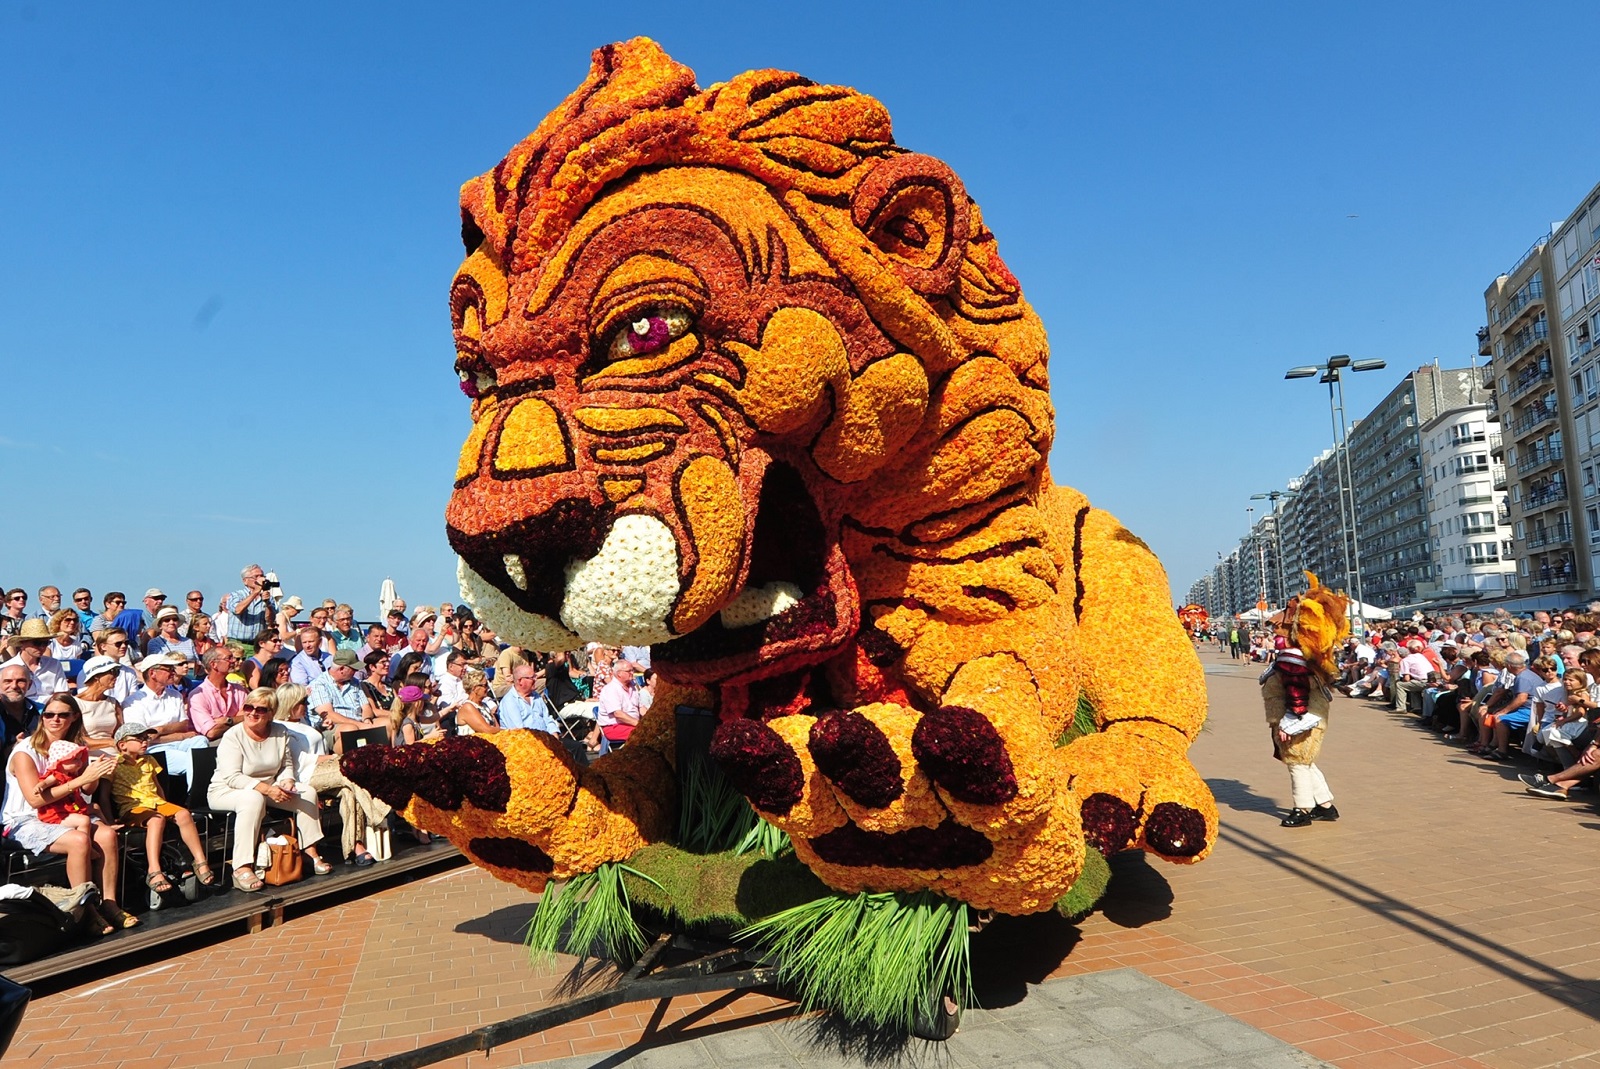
[1286,572,1350,684]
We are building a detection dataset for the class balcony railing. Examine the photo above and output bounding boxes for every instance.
[1507,319,1551,362]
[1524,483,1569,510]
[1505,363,1553,403]
[1515,442,1564,474]
[1513,406,1556,436]
[1525,524,1574,549]
[1530,571,1577,590]
[1478,325,1492,357]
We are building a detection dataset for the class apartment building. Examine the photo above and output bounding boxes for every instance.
[1345,364,1485,608]
[1485,234,1587,597]
[1277,450,1343,600]
[1552,183,1600,590]
[1416,403,1513,601]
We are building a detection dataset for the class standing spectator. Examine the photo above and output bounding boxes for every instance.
[206,689,331,891]
[289,626,331,686]
[545,651,583,711]
[0,663,40,748]
[147,607,197,668]
[31,587,62,623]
[190,648,246,742]
[389,598,408,633]
[327,605,362,652]
[87,592,127,635]
[2,620,67,699]
[123,653,197,744]
[381,609,408,650]
[177,590,206,637]
[48,610,85,662]
[70,588,95,631]
[3,693,134,928]
[221,564,273,647]
[0,590,27,639]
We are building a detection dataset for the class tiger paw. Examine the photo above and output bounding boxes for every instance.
[341,730,675,892]
[1057,730,1217,862]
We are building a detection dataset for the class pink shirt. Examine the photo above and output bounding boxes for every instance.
[189,678,246,737]
[596,678,639,738]
[1398,653,1432,681]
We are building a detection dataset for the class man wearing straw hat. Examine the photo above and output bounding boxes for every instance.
[0,619,67,700]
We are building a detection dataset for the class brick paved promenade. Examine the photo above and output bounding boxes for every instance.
[11,647,1600,1068]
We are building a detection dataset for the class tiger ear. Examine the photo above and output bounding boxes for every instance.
[851,153,972,296]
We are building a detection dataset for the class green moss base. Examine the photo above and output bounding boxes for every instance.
[620,843,829,928]
[1055,845,1111,920]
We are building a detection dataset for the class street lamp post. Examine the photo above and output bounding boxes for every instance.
[1284,355,1387,634]
[1250,489,1295,611]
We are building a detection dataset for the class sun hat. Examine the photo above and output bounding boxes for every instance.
[155,606,180,622]
[410,609,437,628]
[5,618,52,650]
[136,652,187,674]
[281,595,304,614]
[78,655,122,683]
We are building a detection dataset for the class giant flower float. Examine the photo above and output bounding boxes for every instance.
[345,37,1215,1030]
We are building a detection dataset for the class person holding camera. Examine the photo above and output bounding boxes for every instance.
[221,564,277,650]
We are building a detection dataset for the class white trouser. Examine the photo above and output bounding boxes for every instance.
[1288,763,1334,809]
[208,784,325,869]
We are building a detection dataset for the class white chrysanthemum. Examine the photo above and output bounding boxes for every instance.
[719,581,802,629]
[559,514,680,645]
[457,556,581,652]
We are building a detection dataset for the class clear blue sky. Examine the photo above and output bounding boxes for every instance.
[4,1,1599,613]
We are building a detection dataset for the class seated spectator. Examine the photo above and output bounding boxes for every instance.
[1453,652,1505,743]
[289,626,331,686]
[359,649,392,710]
[491,644,529,699]
[355,624,388,662]
[386,684,430,745]
[1392,640,1432,714]
[89,628,141,702]
[86,591,127,636]
[47,609,85,662]
[244,632,286,690]
[177,590,206,637]
[453,611,487,667]
[109,722,217,890]
[545,650,583,710]
[2,693,135,930]
[386,627,430,683]
[273,683,388,867]
[257,656,293,689]
[327,605,362,652]
[380,609,407,651]
[495,665,559,734]
[124,653,198,744]
[308,649,381,748]
[31,586,62,624]
[589,661,641,752]
[187,611,221,664]
[146,607,197,669]
[455,669,498,735]
[75,656,126,752]
[0,664,41,748]
[1,619,67,699]
[206,688,330,892]
[189,647,246,742]
[1471,651,1537,760]
[436,650,469,712]
[1521,736,1600,798]
[70,588,95,631]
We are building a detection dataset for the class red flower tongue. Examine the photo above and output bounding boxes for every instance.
[627,315,671,355]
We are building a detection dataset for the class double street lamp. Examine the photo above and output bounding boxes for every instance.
[1284,355,1387,633]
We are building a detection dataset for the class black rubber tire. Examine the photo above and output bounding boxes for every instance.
[912,992,961,1041]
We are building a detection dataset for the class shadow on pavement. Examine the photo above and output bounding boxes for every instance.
[454,901,537,945]
[1206,776,1282,816]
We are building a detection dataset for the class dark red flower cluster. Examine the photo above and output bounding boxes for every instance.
[910,706,1017,804]
[468,836,555,873]
[808,711,903,808]
[408,736,513,813]
[1079,792,1137,855]
[1143,802,1207,858]
[342,742,426,809]
[709,718,804,814]
[808,819,993,869]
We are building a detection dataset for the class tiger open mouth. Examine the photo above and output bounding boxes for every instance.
[451,460,858,683]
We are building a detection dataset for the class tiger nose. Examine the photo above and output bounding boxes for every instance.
[456,396,574,484]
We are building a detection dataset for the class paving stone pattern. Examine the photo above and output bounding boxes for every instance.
[530,968,1332,1069]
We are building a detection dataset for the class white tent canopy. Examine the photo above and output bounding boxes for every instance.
[1347,600,1392,621]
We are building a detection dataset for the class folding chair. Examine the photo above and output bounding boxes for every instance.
[184,745,234,877]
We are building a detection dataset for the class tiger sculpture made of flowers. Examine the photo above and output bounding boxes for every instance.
[345,38,1216,917]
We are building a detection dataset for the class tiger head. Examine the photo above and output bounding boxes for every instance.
[447,39,1050,686]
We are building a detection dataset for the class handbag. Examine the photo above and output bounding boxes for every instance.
[263,827,304,886]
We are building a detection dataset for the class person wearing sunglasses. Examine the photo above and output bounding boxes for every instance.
[89,628,141,705]
[87,592,128,637]
[70,589,96,632]
[2,693,137,930]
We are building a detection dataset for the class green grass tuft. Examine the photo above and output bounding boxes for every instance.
[677,747,762,854]
[1054,845,1111,920]
[1056,692,1099,747]
[525,860,661,965]
[734,817,792,858]
[737,889,974,1032]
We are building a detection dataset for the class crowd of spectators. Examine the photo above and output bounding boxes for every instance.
[1222,604,1600,801]
[0,568,656,921]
